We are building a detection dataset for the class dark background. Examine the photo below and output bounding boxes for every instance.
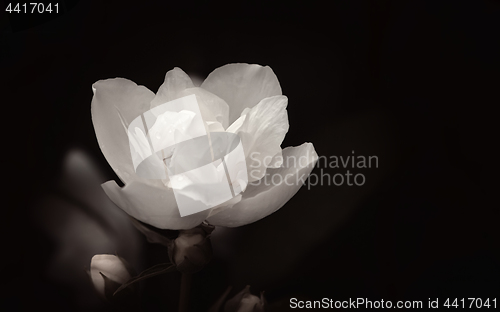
[2,0,499,311]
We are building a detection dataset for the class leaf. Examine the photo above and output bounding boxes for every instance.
[113,262,176,296]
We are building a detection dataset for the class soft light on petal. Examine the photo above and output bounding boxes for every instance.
[91,78,156,185]
[102,180,210,230]
[90,254,132,296]
[207,143,318,227]
[227,95,289,182]
[151,68,229,128]
[150,67,195,106]
[207,121,225,132]
[201,63,282,124]
[183,87,230,129]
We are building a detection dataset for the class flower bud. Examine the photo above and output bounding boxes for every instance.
[168,223,214,274]
[90,254,135,301]
[224,285,266,312]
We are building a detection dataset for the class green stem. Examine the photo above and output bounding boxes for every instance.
[178,273,192,312]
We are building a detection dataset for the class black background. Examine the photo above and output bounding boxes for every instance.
[3,0,499,311]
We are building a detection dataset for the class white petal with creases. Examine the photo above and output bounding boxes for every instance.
[183,87,229,129]
[102,180,210,230]
[227,95,289,182]
[91,78,157,185]
[201,63,282,124]
[207,143,318,227]
[150,67,195,106]
[151,68,229,128]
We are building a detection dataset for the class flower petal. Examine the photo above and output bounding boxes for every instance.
[90,254,131,285]
[201,63,282,124]
[90,254,133,298]
[91,78,156,185]
[150,67,195,106]
[206,143,318,227]
[183,87,229,129]
[102,180,209,230]
[227,95,289,182]
[151,68,229,128]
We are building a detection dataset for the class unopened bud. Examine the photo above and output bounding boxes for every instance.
[168,223,214,274]
[224,285,265,312]
[89,254,135,301]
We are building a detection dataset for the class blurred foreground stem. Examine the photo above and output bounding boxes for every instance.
[178,273,192,312]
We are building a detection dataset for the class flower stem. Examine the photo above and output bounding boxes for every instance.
[178,273,192,312]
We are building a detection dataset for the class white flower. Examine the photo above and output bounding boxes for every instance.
[89,254,133,298]
[91,63,317,230]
